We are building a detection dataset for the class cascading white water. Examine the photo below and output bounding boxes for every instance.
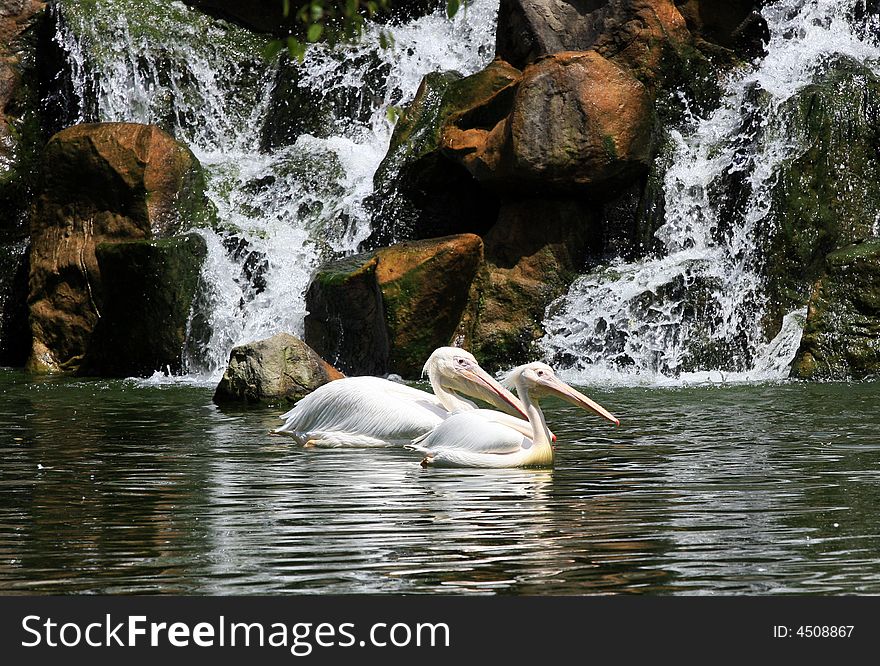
[51,0,500,382]
[541,0,880,386]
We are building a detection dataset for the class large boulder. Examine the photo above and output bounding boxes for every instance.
[213,333,344,404]
[80,234,207,377]
[495,0,725,119]
[27,122,215,373]
[454,51,655,193]
[455,199,601,370]
[792,241,880,380]
[305,234,484,378]
[496,0,692,75]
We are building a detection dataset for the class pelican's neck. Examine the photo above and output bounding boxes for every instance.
[515,376,552,451]
[428,368,476,413]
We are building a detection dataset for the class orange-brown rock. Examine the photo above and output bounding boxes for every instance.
[305,234,484,378]
[446,51,655,193]
[455,199,601,370]
[376,233,484,377]
[27,122,213,373]
[367,61,520,246]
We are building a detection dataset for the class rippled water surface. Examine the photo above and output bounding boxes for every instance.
[1,370,878,595]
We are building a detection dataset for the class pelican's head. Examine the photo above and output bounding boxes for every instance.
[505,362,620,426]
[423,347,528,419]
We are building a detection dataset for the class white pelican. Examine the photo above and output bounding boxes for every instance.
[408,362,619,468]
[274,347,530,448]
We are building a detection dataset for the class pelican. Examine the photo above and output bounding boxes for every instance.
[408,362,619,468]
[274,347,530,448]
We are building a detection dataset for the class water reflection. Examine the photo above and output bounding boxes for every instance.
[1,370,879,594]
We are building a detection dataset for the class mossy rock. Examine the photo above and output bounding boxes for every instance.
[763,57,880,333]
[304,252,390,376]
[213,333,344,405]
[305,234,484,378]
[367,62,519,245]
[376,234,484,377]
[792,240,880,380]
[81,234,207,377]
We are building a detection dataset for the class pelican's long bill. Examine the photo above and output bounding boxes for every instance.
[539,375,620,426]
[460,366,529,421]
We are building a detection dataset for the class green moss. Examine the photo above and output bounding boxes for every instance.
[792,240,880,380]
[765,57,880,330]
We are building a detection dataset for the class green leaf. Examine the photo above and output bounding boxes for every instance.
[263,39,285,61]
[307,23,323,43]
[282,0,290,18]
[287,36,306,62]
[447,0,460,19]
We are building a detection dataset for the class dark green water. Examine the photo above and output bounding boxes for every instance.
[1,369,878,595]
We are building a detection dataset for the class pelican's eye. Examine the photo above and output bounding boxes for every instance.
[455,357,468,367]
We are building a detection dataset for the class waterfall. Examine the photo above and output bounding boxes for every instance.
[541,0,880,386]
[50,0,500,382]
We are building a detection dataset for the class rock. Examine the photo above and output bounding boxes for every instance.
[304,252,389,376]
[464,51,655,193]
[674,1,768,59]
[80,234,207,377]
[213,333,344,405]
[496,0,692,76]
[305,234,484,378]
[495,0,723,119]
[376,233,484,377]
[454,199,600,370]
[763,58,880,334]
[27,122,215,373]
[367,62,519,245]
[0,0,46,237]
[792,241,880,380]
[495,0,608,70]
[0,238,29,365]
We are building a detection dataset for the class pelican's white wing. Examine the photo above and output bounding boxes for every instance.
[410,411,531,456]
[276,377,447,446]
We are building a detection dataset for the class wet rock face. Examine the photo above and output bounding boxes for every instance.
[81,234,207,378]
[674,0,768,58]
[0,0,46,232]
[213,333,344,405]
[376,233,484,377]
[305,234,484,378]
[455,199,600,371]
[497,0,766,70]
[27,122,214,373]
[762,58,880,335]
[304,253,390,377]
[792,241,880,381]
[367,63,519,246]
